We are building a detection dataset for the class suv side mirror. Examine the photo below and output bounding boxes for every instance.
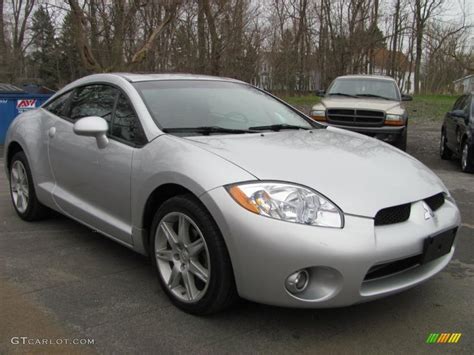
[73,116,109,149]
[316,89,326,97]
[401,94,413,101]
[450,109,467,119]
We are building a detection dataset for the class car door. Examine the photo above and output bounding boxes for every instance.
[446,95,465,152]
[453,95,471,153]
[47,84,135,244]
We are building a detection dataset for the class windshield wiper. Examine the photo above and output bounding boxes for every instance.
[162,126,258,135]
[327,92,358,98]
[355,94,392,100]
[248,124,310,131]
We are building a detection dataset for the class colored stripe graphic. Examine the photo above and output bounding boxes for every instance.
[426,333,439,343]
[426,333,462,344]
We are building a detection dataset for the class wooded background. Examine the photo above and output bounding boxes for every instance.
[0,0,472,94]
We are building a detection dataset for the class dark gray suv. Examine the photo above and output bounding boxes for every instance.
[440,92,474,173]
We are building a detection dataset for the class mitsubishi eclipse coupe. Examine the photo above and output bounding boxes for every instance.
[4,73,461,315]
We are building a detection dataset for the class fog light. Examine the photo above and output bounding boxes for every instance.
[285,269,309,294]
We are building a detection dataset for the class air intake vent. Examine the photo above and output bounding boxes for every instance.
[424,193,445,212]
[374,203,411,226]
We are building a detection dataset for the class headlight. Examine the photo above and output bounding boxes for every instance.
[309,109,326,122]
[226,182,343,228]
[384,114,405,126]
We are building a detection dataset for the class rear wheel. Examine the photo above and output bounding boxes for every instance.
[150,195,237,315]
[440,129,452,160]
[461,140,474,173]
[9,151,49,221]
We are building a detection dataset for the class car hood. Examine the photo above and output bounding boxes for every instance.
[184,128,446,217]
[316,97,403,113]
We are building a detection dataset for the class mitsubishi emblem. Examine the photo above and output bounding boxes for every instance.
[422,202,435,220]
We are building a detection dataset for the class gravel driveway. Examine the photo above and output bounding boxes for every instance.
[1,120,473,354]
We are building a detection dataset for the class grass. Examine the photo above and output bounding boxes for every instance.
[278,93,458,122]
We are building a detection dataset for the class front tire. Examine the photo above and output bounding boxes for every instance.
[395,129,407,151]
[9,151,49,221]
[461,140,474,173]
[150,195,237,315]
[440,129,452,160]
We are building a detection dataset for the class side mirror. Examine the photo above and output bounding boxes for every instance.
[401,94,413,101]
[73,116,109,149]
[316,89,326,97]
[450,109,467,119]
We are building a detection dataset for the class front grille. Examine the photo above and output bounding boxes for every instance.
[327,109,385,127]
[424,193,445,211]
[374,203,411,226]
[364,254,422,281]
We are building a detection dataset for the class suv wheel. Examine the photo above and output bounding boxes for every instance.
[9,151,49,221]
[461,140,474,173]
[150,195,237,315]
[440,129,452,160]
[395,130,407,151]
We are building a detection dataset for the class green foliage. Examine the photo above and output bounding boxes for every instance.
[29,6,58,88]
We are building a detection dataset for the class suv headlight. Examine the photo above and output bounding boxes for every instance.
[385,114,405,126]
[309,109,326,122]
[226,182,343,228]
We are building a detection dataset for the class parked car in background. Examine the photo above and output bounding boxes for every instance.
[5,74,460,315]
[310,75,412,150]
[440,92,474,173]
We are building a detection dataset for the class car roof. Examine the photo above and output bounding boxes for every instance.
[112,72,245,84]
[335,74,396,81]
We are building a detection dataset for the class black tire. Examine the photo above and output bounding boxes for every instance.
[461,140,474,173]
[9,151,49,221]
[395,129,407,151]
[440,129,452,160]
[150,194,238,315]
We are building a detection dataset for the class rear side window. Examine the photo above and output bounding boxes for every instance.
[69,85,118,125]
[44,91,72,117]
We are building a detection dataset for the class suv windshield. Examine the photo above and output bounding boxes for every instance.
[133,80,314,134]
[327,78,400,101]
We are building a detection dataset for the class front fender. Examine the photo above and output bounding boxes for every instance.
[130,134,256,252]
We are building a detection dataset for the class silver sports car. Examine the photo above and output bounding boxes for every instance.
[4,74,461,315]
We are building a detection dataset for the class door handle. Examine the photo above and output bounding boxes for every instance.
[48,127,56,138]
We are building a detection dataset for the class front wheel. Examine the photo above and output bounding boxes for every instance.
[440,129,452,160]
[461,140,474,173]
[150,195,237,315]
[395,130,407,151]
[9,151,49,221]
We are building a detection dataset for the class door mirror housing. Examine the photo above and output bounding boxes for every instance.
[401,94,413,101]
[73,116,109,149]
[450,109,467,119]
[316,89,326,97]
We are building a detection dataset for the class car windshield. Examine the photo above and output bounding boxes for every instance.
[133,80,314,134]
[327,78,400,101]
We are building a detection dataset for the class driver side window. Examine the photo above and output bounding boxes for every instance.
[68,85,118,129]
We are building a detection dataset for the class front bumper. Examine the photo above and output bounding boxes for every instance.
[201,187,461,308]
[322,123,405,143]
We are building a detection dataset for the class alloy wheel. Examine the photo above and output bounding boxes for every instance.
[462,143,468,170]
[154,212,211,303]
[440,132,445,155]
[10,161,29,213]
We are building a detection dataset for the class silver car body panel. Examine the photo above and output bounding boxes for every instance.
[4,73,461,308]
